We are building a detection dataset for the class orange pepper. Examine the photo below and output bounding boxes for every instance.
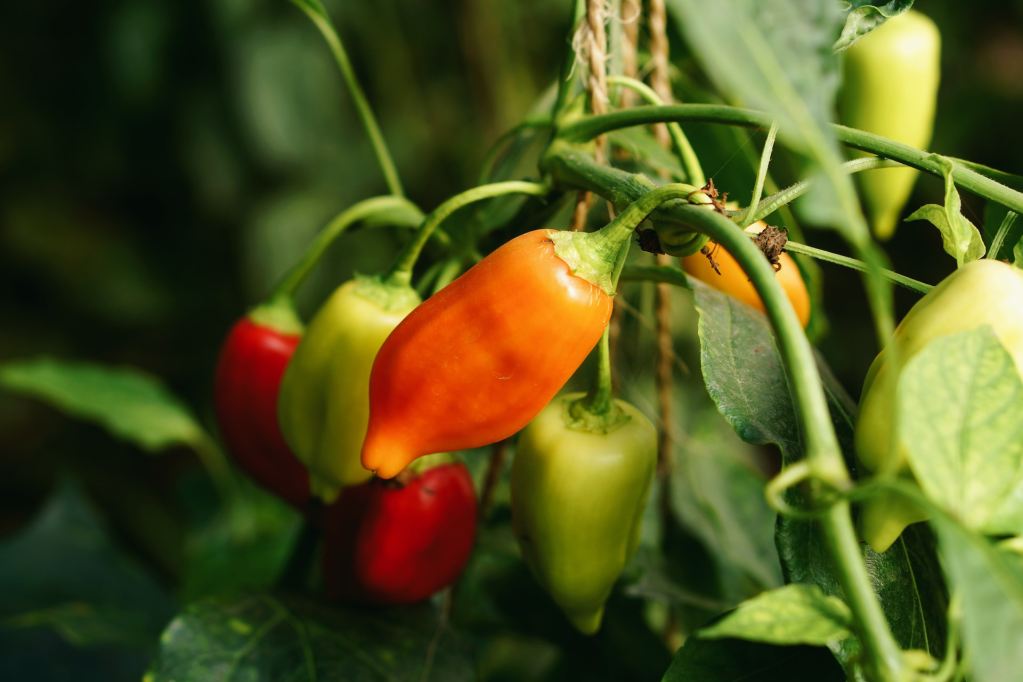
[681,241,810,328]
[362,229,613,479]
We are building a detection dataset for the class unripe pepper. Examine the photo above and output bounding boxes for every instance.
[856,260,1023,552]
[322,457,477,604]
[278,276,420,502]
[214,303,309,508]
[681,226,811,328]
[840,10,941,240]
[511,392,656,634]
[361,229,614,479]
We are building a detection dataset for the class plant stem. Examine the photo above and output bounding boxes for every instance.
[270,196,424,301]
[293,0,404,196]
[385,181,549,287]
[559,104,1023,214]
[741,123,778,227]
[784,241,932,295]
[606,76,705,185]
[552,0,588,122]
[988,211,1020,261]
[748,157,899,225]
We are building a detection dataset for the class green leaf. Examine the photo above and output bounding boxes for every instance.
[146,594,475,682]
[182,484,302,600]
[662,636,845,681]
[906,159,986,266]
[700,584,854,647]
[933,516,1023,682]
[899,327,1023,534]
[833,1,914,53]
[666,0,866,240]
[0,358,207,452]
[690,280,948,666]
[0,481,173,680]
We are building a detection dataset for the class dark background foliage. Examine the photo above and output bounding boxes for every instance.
[1,0,1022,679]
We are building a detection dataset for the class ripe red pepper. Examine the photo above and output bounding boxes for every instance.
[322,460,477,604]
[214,311,310,508]
[361,229,614,479]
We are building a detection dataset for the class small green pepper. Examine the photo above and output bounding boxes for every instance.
[277,275,420,502]
[856,260,1023,552]
[511,392,656,634]
[840,10,941,240]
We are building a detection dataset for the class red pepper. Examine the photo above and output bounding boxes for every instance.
[322,460,477,604]
[214,314,309,508]
[361,229,614,479]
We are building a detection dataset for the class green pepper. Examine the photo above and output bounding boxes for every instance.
[511,392,656,634]
[856,260,1023,552]
[277,275,420,503]
[840,10,941,240]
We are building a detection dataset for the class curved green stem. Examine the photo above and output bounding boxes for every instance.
[748,157,899,225]
[741,123,778,227]
[669,204,906,680]
[292,0,403,196]
[479,119,553,184]
[385,181,549,287]
[606,76,705,186]
[269,195,424,301]
[559,104,1023,214]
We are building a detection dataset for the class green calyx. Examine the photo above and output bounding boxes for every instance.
[355,272,422,312]
[550,182,706,295]
[403,452,457,477]
[248,297,304,335]
[564,394,630,434]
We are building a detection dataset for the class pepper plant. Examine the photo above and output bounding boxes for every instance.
[2,1,1023,681]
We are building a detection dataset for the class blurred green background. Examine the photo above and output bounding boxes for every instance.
[1,0,1022,678]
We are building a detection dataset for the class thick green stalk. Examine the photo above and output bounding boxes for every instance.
[293,0,404,196]
[385,181,549,287]
[559,104,1023,214]
[270,196,423,301]
[669,205,905,682]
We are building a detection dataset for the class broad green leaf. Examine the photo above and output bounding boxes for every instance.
[146,594,473,682]
[0,481,173,680]
[934,516,1023,682]
[906,159,986,266]
[662,636,844,681]
[833,1,914,52]
[666,0,867,241]
[700,584,854,647]
[0,358,206,452]
[899,327,1023,534]
[182,484,302,600]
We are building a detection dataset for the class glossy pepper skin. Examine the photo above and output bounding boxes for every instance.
[322,460,477,604]
[278,276,420,503]
[840,10,941,240]
[511,393,656,634]
[681,240,811,328]
[856,260,1023,552]
[362,229,613,479]
[214,315,309,508]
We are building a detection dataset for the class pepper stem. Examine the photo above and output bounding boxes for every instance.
[268,195,423,302]
[384,181,550,288]
[551,182,704,294]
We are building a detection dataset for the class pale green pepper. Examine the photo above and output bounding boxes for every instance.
[840,10,941,240]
